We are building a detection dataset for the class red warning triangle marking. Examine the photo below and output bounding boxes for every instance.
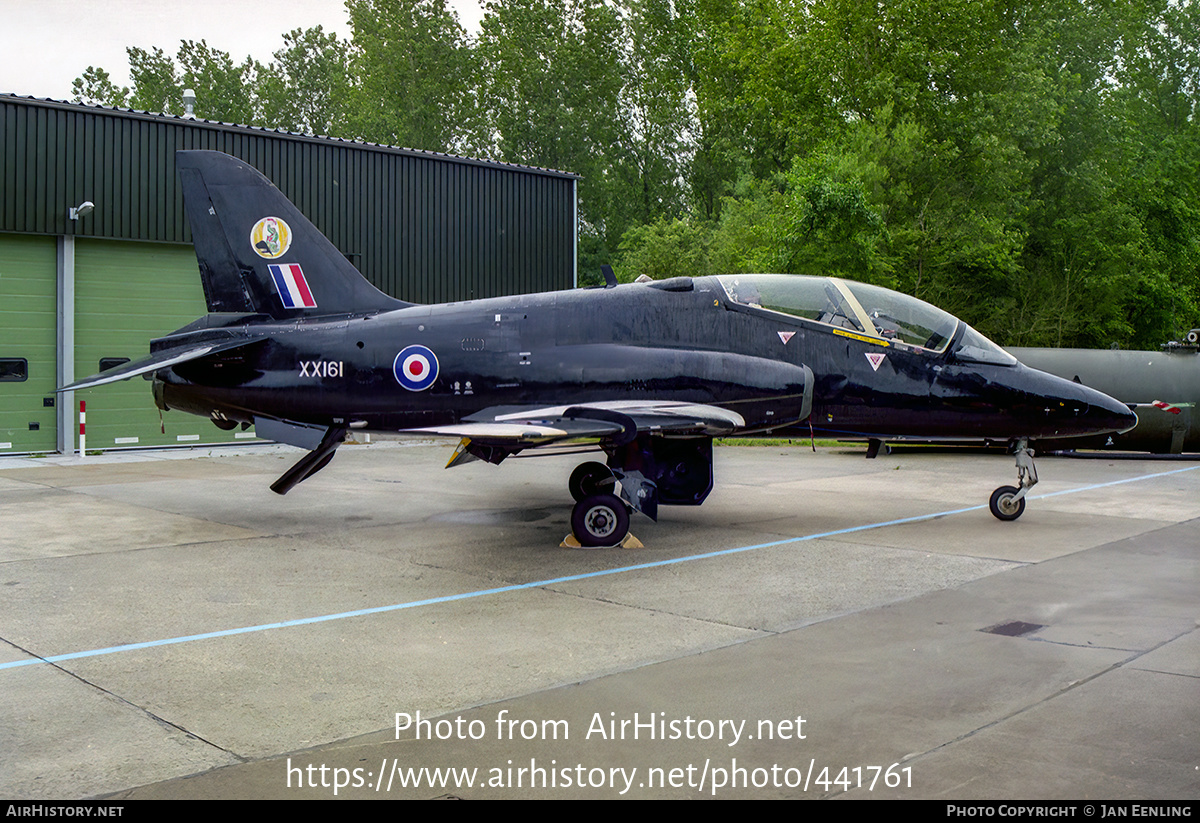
[778,331,795,345]
[865,352,886,371]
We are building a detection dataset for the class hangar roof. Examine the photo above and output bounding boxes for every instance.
[0,93,578,180]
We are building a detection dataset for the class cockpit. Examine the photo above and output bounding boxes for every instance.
[716,274,1015,365]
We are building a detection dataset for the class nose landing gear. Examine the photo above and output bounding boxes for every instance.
[990,439,1038,521]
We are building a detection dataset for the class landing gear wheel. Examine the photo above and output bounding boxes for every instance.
[571,493,630,547]
[989,485,1025,521]
[569,461,615,502]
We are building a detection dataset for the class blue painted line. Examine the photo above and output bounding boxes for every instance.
[3,463,1197,673]
[1029,463,1200,498]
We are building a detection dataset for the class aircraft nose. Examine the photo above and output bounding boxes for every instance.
[1014,367,1137,439]
[1083,385,1138,435]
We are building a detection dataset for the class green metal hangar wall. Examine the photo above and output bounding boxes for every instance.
[0,94,578,455]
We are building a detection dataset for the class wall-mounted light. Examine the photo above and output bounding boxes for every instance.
[68,201,94,220]
[182,89,196,119]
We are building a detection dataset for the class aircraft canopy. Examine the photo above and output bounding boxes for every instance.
[716,274,1015,364]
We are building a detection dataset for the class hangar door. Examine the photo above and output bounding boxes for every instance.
[73,239,257,449]
[0,234,58,453]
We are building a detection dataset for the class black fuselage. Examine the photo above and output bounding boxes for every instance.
[154,276,1133,444]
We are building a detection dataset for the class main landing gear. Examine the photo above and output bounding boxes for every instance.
[571,493,631,547]
[565,437,715,547]
[990,439,1038,521]
[567,462,630,547]
[568,461,617,502]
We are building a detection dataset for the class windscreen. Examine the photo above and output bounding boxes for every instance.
[953,324,1017,365]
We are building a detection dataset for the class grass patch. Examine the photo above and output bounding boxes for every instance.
[716,437,847,448]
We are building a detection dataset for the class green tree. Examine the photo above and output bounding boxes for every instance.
[255,26,354,135]
[1102,0,1200,346]
[71,67,129,108]
[689,0,835,216]
[610,0,696,229]
[125,46,181,114]
[112,41,256,122]
[681,0,1200,346]
[475,0,626,278]
[616,217,714,281]
[346,0,475,150]
[176,40,257,124]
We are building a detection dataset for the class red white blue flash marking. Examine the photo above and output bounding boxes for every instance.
[268,263,318,309]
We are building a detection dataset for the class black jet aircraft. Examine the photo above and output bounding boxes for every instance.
[61,151,1136,545]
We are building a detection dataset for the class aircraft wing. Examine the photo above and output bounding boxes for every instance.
[58,337,263,392]
[407,400,747,444]
[405,401,748,469]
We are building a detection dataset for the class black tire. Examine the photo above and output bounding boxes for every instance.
[568,461,615,502]
[571,493,630,547]
[989,485,1025,521]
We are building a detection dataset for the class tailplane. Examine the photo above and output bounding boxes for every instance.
[177,150,410,319]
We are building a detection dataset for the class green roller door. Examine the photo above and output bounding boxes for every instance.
[0,234,58,453]
[73,239,256,449]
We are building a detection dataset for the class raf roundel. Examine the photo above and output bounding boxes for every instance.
[394,345,439,391]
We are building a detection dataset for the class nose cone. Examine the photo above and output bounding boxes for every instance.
[1082,384,1139,436]
[1016,366,1137,439]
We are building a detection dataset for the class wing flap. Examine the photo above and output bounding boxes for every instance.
[406,419,623,442]
[493,401,745,436]
[404,401,745,445]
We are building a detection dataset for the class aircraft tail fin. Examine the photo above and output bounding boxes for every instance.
[176,150,410,319]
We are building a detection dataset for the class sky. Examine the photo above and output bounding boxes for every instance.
[0,0,484,102]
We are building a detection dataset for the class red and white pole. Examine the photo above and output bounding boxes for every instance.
[78,400,86,456]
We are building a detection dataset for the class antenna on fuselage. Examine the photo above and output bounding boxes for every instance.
[601,264,618,289]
